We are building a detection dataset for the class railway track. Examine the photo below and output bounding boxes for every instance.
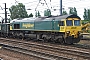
[0,38,72,60]
[0,38,90,60]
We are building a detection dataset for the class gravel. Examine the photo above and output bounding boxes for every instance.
[0,48,43,60]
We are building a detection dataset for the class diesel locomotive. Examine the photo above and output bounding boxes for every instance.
[0,14,82,44]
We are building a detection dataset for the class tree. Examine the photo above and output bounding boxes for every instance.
[35,11,37,17]
[35,11,41,17]
[69,7,77,15]
[73,7,77,15]
[29,13,33,17]
[88,9,90,20]
[44,10,47,16]
[83,8,90,20]
[44,9,51,16]
[62,10,68,15]
[83,9,88,20]
[69,8,73,14]
[37,11,41,17]
[9,3,28,20]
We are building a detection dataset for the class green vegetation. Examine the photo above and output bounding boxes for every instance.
[83,9,90,20]
[9,3,28,19]
[69,7,77,15]
[35,11,41,17]
[28,13,33,17]
[44,9,51,16]
[62,10,68,15]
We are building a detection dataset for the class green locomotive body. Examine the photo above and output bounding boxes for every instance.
[10,18,60,31]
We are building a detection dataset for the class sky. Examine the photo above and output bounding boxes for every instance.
[0,0,90,21]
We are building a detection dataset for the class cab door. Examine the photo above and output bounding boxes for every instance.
[52,19,55,30]
[59,21,65,32]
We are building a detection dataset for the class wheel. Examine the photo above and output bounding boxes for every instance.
[57,38,65,44]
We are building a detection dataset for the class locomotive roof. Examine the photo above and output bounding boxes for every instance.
[10,18,36,23]
[10,14,81,23]
[66,14,81,19]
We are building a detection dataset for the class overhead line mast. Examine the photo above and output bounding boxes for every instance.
[60,0,62,15]
[5,3,7,23]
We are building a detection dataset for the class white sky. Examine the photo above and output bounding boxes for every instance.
[0,0,90,21]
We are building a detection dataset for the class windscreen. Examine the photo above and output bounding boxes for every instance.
[66,20,73,26]
[74,20,80,26]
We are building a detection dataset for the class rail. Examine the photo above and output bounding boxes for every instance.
[0,38,90,60]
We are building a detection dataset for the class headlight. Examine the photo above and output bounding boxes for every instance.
[66,31,70,34]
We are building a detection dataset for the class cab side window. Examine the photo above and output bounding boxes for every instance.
[59,21,64,26]
[14,24,20,29]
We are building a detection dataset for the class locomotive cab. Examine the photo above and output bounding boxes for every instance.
[66,19,81,36]
[59,20,65,32]
[65,18,81,44]
[59,15,82,44]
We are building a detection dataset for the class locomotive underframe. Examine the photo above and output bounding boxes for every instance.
[7,30,81,44]
[9,30,64,42]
